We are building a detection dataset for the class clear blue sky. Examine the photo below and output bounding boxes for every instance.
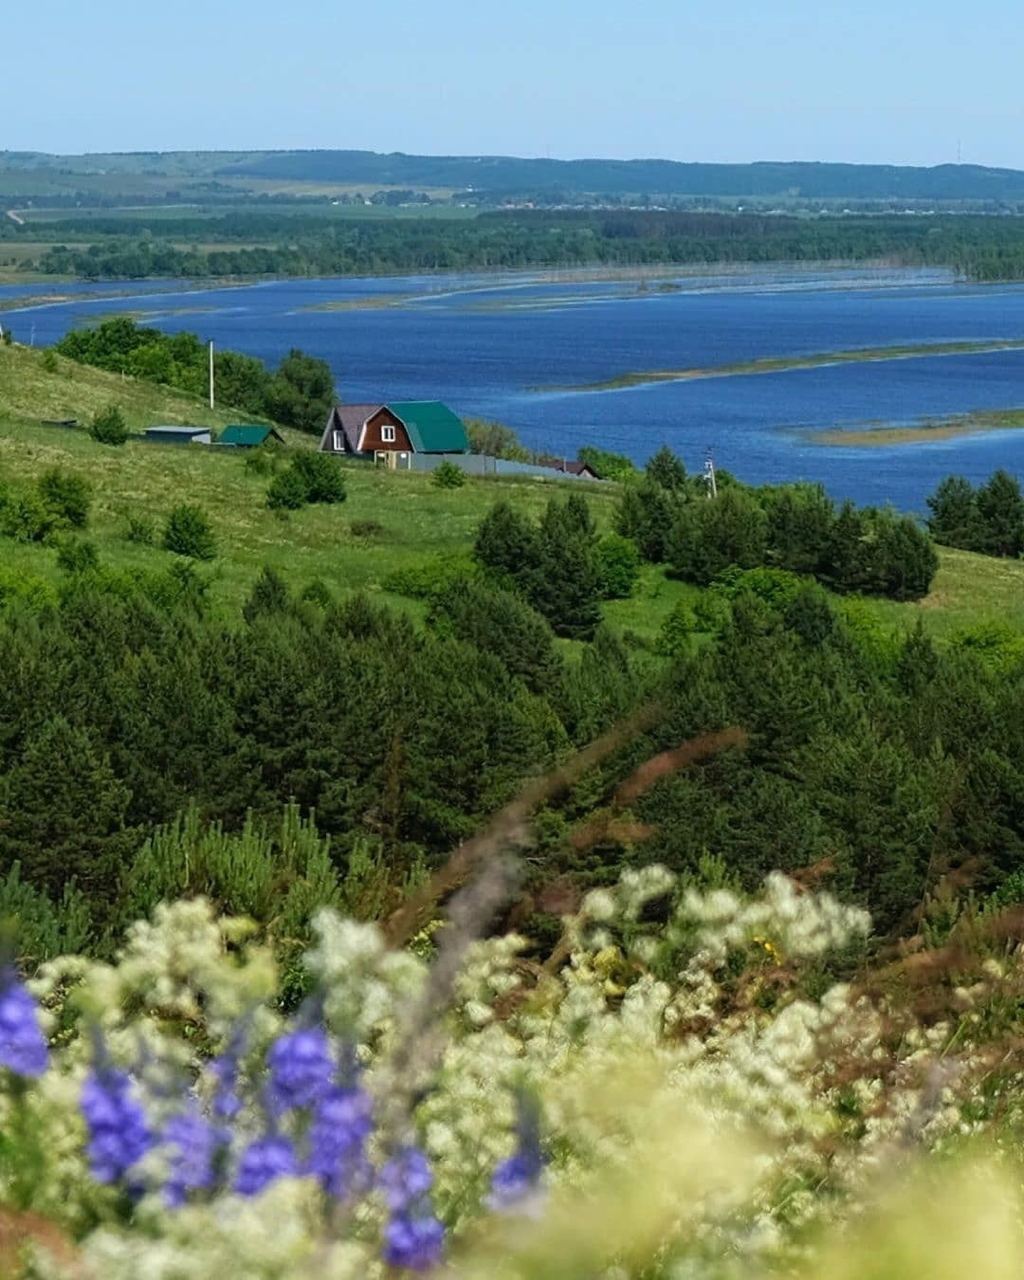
[10,0,1024,166]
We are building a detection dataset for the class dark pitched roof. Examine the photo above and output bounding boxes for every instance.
[146,424,210,435]
[219,424,283,447]
[388,402,468,454]
[320,404,384,452]
[537,456,600,478]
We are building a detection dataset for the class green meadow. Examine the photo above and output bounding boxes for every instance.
[2,339,1024,638]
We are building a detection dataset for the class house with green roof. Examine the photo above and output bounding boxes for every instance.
[319,401,468,459]
[218,424,285,448]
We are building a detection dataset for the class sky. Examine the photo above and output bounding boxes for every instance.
[8,0,1024,166]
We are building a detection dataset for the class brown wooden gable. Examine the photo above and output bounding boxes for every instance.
[359,407,412,453]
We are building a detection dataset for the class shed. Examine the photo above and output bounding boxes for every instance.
[218,424,285,448]
[388,402,469,454]
[546,459,601,480]
[145,425,212,446]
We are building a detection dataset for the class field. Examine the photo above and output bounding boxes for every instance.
[2,341,1023,639]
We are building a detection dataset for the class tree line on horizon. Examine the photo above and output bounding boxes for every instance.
[23,210,1024,282]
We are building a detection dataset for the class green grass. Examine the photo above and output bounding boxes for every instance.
[2,338,1023,636]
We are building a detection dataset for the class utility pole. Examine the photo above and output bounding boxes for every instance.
[208,341,215,409]
[703,450,718,499]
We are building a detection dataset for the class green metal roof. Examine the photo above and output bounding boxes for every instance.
[219,424,280,447]
[387,402,468,454]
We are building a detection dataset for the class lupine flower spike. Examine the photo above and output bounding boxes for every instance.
[81,1034,153,1187]
[163,1104,224,1207]
[380,1146,446,1271]
[0,968,48,1079]
[488,1090,547,1216]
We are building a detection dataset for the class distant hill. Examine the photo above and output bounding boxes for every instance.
[7,150,1024,202]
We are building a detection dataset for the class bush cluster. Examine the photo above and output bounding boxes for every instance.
[267,452,347,511]
[926,468,1024,558]
[617,447,937,601]
[162,503,217,560]
[57,319,335,433]
[89,404,129,445]
[0,466,93,544]
[474,493,637,639]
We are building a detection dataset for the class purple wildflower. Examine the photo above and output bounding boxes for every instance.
[163,1106,223,1207]
[81,1067,153,1185]
[380,1146,445,1271]
[487,1092,546,1214]
[209,1050,242,1120]
[234,1134,298,1197]
[0,971,48,1079]
[266,1027,334,1115]
[380,1147,434,1211]
[307,1085,374,1199]
[383,1212,445,1272]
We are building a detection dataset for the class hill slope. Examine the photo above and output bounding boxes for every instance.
[6,150,1024,202]
[2,341,1023,636]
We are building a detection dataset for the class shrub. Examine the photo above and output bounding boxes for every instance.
[0,490,56,543]
[668,488,768,585]
[89,405,129,446]
[657,601,698,656]
[122,513,155,545]
[55,537,100,575]
[432,460,466,489]
[350,519,387,539]
[595,532,641,599]
[0,328,11,346]
[291,452,347,504]
[243,448,280,477]
[40,348,58,374]
[382,555,476,601]
[37,467,92,529]
[266,466,309,511]
[162,504,217,560]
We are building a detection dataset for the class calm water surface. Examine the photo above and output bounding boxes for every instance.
[5,266,1024,511]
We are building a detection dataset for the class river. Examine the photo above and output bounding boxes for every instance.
[4,264,1024,510]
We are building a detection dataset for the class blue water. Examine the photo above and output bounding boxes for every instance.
[5,265,1024,510]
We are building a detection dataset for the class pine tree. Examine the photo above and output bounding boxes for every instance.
[645,445,687,492]
[975,469,1024,558]
[243,566,292,624]
[474,501,540,589]
[926,475,981,550]
[0,717,136,900]
[530,499,602,640]
[667,488,768,585]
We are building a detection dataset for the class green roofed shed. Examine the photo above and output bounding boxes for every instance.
[387,402,468,454]
[219,424,285,448]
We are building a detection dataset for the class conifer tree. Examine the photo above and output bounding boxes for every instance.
[926,475,981,550]
[0,717,136,899]
[975,469,1024,558]
[645,445,688,492]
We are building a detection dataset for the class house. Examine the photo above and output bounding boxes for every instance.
[144,425,212,446]
[319,401,469,458]
[218,424,285,448]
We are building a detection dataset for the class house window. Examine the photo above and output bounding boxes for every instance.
[333,430,344,452]
[381,425,396,443]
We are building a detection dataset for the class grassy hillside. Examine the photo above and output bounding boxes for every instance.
[0,341,254,432]
[2,339,1024,634]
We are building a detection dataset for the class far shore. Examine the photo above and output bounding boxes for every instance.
[540,339,1024,395]
[809,407,1024,448]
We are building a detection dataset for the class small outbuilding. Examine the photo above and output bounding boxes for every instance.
[545,459,601,480]
[144,425,212,446]
[218,424,285,448]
